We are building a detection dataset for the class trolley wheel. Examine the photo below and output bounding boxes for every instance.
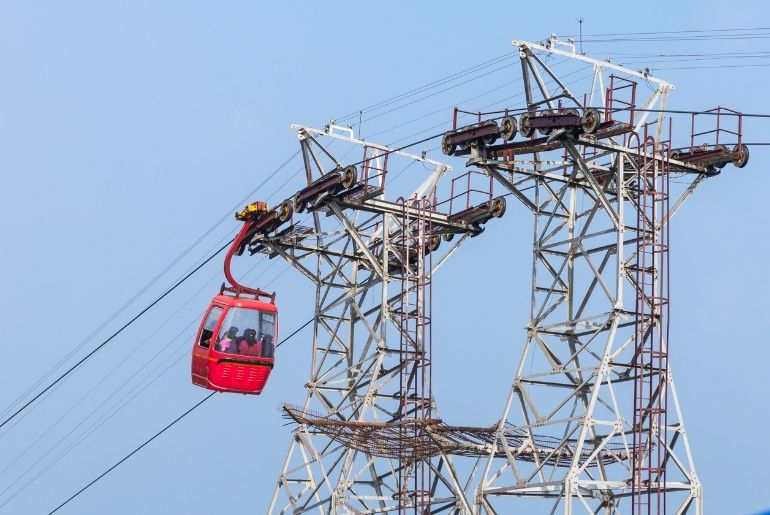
[428,234,441,252]
[732,144,750,168]
[490,196,507,218]
[341,165,358,188]
[278,198,294,223]
[501,116,518,141]
[670,151,680,161]
[538,110,553,136]
[293,193,306,214]
[581,108,601,134]
[441,134,456,155]
[442,232,455,242]
[482,120,499,146]
[519,113,534,138]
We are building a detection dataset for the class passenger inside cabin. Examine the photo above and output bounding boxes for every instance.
[238,328,262,356]
[216,326,239,353]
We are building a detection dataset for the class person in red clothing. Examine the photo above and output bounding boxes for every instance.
[238,328,262,356]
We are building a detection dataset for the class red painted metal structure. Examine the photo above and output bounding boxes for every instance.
[396,196,433,513]
[191,201,280,395]
[632,124,671,515]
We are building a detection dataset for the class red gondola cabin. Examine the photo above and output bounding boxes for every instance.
[191,290,277,395]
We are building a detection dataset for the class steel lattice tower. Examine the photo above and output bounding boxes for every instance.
[464,38,746,514]
[256,124,506,513]
[242,36,748,514]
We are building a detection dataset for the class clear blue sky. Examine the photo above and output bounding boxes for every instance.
[1,1,768,514]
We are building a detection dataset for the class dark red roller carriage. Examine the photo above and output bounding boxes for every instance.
[191,201,283,395]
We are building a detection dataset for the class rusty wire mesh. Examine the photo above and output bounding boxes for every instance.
[282,404,636,467]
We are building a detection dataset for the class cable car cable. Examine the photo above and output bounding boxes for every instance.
[44,317,314,515]
[563,26,770,38]
[1,151,300,422]
[12,54,722,499]
[0,238,234,432]
[46,391,215,515]
[4,48,528,422]
[1,215,318,502]
[9,46,539,417]
[30,47,770,512]
[29,93,762,501]
[1,55,531,439]
[0,252,277,480]
[335,51,517,123]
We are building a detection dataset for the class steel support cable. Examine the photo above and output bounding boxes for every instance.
[0,254,304,508]
[335,51,517,123]
[590,50,770,58]
[356,61,517,126]
[1,52,524,435]
[6,50,582,489]
[0,238,235,432]
[564,26,770,38]
[365,58,574,141]
[1,207,316,480]
[0,227,245,444]
[9,157,408,505]
[1,52,563,506]
[0,150,300,422]
[46,392,215,515]
[45,318,314,515]
[654,62,770,71]
[21,73,653,508]
[0,250,277,482]
[568,31,770,43]
[1,149,313,438]
[616,53,770,63]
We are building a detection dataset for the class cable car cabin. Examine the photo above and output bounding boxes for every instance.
[191,293,277,395]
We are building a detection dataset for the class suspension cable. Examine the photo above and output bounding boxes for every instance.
[0,238,233,431]
[45,317,313,514]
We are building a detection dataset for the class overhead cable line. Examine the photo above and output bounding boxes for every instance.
[46,392,215,515]
[3,259,314,508]
[3,47,542,448]
[5,46,527,425]
[36,70,770,513]
[563,26,770,38]
[336,51,516,122]
[0,238,233,432]
[0,249,275,482]
[1,150,300,422]
[45,318,314,515]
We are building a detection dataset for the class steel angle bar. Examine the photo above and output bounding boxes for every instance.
[293,124,452,171]
[514,38,673,90]
[327,203,385,276]
[564,143,620,228]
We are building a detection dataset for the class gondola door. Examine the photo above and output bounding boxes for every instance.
[191,304,224,387]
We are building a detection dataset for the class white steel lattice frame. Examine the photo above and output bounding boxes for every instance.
[469,38,708,514]
[252,35,739,514]
[261,125,486,513]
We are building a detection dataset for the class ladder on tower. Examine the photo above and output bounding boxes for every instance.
[396,196,433,514]
[632,128,671,515]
